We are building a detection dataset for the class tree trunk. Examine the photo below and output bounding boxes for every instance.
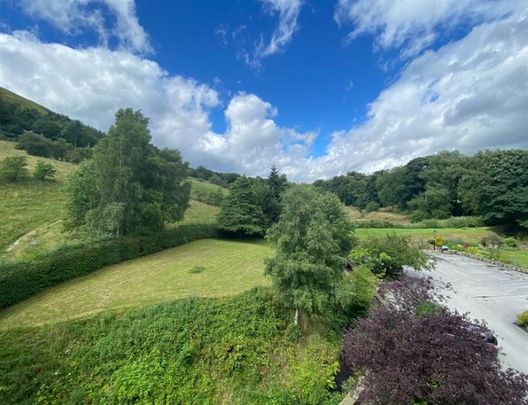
[294,308,299,325]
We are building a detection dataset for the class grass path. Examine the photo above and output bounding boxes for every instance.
[0,239,272,329]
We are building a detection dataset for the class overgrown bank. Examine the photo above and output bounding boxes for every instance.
[0,288,344,404]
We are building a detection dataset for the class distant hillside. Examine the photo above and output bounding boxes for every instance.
[0,86,104,150]
[0,87,49,114]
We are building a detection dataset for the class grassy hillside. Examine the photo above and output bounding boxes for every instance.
[190,177,226,194]
[0,141,222,260]
[0,87,48,114]
[0,289,343,404]
[0,140,75,251]
[0,239,271,329]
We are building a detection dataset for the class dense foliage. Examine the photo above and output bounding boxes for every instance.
[350,235,433,278]
[0,224,218,308]
[0,89,103,159]
[16,132,93,163]
[218,176,267,236]
[188,164,240,186]
[66,109,190,237]
[266,186,355,323]
[0,288,343,404]
[218,167,289,236]
[343,277,528,404]
[315,149,528,228]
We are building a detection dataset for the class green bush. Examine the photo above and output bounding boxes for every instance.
[0,156,28,181]
[480,234,502,248]
[503,237,518,248]
[351,235,433,278]
[0,224,219,308]
[517,310,528,328]
[33,160,56,180]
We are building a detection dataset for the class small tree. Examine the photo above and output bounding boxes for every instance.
[218,176,266,236]
[0,156,28,181]
[33,160,56,180]
[266,186,354,325]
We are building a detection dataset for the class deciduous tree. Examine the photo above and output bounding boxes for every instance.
[266,186,354,324]
[66,108,190,237]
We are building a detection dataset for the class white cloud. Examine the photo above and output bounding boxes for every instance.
[19,0,151,54]
[0,31,316,179]
[0,30,217,160]
[311,10,528,178]
[256,0,302,57]
[335,0,520,56]
[243,0,302,69]
[200,93,317,177]
[1,8,527,183]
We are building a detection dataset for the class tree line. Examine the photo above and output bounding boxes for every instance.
[314,150,528,228]
[0,95,104,162]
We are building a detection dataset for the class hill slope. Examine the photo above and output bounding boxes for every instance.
[0,141,224,260]
[0,87,49,114]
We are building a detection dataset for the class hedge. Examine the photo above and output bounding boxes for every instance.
[0,224,219,309]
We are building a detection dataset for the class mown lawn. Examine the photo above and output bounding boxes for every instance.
[0,239,271,329]
[354,227,495,244]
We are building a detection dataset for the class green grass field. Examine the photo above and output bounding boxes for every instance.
[355,227,495,244]
[346,206,411,224]
[0,239,271,329]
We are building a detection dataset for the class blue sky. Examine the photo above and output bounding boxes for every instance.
[0,0,527,180]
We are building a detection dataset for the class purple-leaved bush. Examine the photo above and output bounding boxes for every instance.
[343,277,528,404]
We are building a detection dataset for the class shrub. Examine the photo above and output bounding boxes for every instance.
[503,237,518,248]
[343,277,528,404]
[517,310,528,328]
[350,235,433,278]
[0,156,28,181]
[480,234,502,248]
[335,265,379,319]
[0,224,219,308]
[33,160,56,180]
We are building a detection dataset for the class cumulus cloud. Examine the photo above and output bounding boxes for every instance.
[0,31,316,179]
[1,7,527,183]
[19,0,151,54]
[201,93,317,177]
[312,10,528,178]
[335,0,520,56]
[0,30,217,159]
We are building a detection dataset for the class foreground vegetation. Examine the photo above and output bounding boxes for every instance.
[0,289,344,404]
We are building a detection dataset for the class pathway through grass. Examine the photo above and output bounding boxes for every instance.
[0,239,271,329]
